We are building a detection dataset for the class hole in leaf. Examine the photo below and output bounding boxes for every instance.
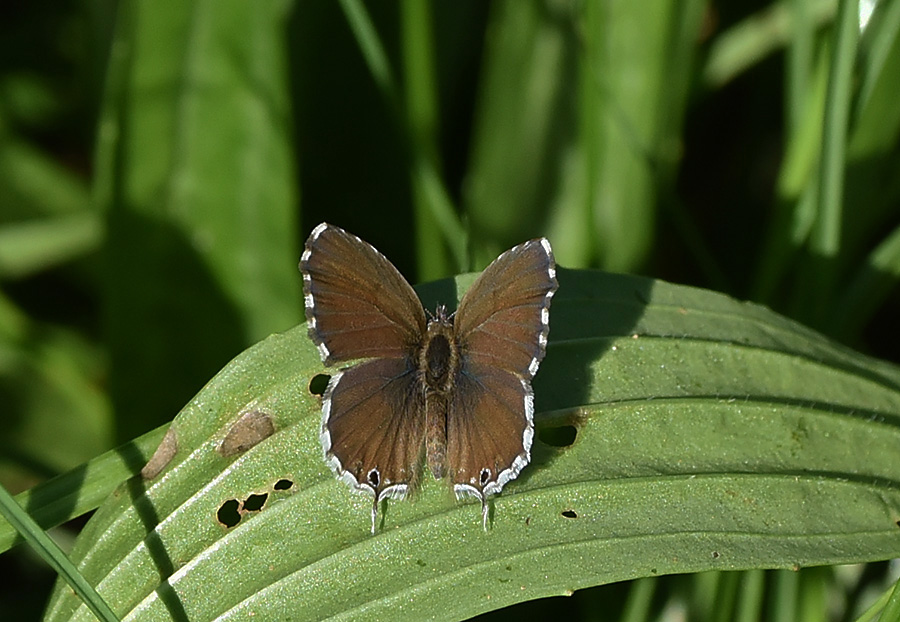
[712,551,720,559]
[274,479,293,490]
[561,510,577,519]
[217,499,241,528]
[309,374,330,395]
[242,493,268,512]
[538,424,577,447]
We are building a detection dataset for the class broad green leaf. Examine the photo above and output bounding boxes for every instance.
[44,269,900,621]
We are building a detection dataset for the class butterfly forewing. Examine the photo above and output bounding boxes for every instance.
[454,238,557,378]
[300,223,426,364]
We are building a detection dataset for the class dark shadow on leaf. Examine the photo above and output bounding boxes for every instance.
[126,477,188,621]
[105,210,247,444]
[527,268,651,474]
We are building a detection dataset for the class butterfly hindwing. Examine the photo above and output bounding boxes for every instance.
[446,362,533,500]
[322,357,426,531]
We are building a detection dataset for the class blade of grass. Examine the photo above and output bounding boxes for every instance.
[338,0,466,271]
[583,1,705,273]
[0,483,119,622]
[803,0,858,326]
[771,569,800,622]
[798,567,828,622]
[0,213,103,279]
[0,425,167,554]
[464,0,581,266]
[400,0,448,281]
[877,574,900,622]
[713,572,741,622]
[854,0,900,116]
[0,130,92,220]
[831,223,900,339]
[734,569,765,622]
[620,577,656,622]
[702,0,835,89]
[691,571,721,621]
[839,0,900,279]
[753,51,828,303]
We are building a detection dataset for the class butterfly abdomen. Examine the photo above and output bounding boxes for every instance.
[421,314,458,481]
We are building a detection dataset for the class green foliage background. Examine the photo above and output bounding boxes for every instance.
[1,0,900,620]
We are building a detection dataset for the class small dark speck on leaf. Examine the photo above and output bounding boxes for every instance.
[274,479,293,490]
[561,510,577,519]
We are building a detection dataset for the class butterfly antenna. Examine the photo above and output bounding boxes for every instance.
[371,498,378,535]
[481,498,489,531]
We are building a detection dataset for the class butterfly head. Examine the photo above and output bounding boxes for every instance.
[426,304,454,323]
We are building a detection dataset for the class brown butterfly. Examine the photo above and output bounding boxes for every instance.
[300,223,557,532]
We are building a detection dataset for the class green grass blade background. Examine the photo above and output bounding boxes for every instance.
[96,0,301,442]
[42,269,900,621]
[465,1,704,272]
